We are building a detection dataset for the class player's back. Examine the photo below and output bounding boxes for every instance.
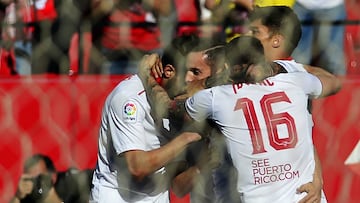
[208,72,322,202]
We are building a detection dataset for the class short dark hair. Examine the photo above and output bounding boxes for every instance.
[225,36,265,82]
[249,6,302,55]
[24,154,56,173]
[226,36,265,66]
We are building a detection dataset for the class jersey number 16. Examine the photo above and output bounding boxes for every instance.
[234,91,298,154]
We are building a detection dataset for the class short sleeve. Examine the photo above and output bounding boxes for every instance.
[286,72,322,99]
[109,97,147,155]
[185,88,214,121]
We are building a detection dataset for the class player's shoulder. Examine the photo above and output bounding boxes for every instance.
[273,59,306,73]
[189,88,217,105]
[115,75,144,94]
[274,71,313,80]
[108,75,145,104]
[273,71,319,89]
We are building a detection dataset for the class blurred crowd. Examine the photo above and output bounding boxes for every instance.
[0,0,348,76]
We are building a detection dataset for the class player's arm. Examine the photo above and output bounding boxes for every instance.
[123,132,201,181]
[313,149,324,189]
[171,165,204,197]
[303,65,342,98]
[137,54,173,121]
[297,148,323,203]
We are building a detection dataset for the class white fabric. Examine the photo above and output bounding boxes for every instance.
[296,0,343,10]
[199,0,212,20]
[185,72,327,202]
[274,59,307,73]
[275,59,314,128]
[90,75,169,203]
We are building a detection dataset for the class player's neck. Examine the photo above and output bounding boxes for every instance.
[268,51,292,61]
[278,56,293,60]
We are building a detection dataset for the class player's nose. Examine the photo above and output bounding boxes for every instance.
[185,71,194,83]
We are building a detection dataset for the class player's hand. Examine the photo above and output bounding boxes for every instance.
[297,181,322,203]
[15,174,34,199]
[150,56,163,79]
[138,54,162,80]
[184,132,202,143]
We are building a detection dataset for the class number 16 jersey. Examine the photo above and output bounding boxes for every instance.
[185,71,327,203]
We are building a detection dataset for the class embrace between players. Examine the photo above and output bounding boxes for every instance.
[138,6,341,203]
[90,6,342,203]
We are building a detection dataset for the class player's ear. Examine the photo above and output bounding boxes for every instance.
[51,172,57,183]
[271,34,283,48]
[163,64,175,79]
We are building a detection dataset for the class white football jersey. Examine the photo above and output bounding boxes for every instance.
[90,75,169,203]
[274,59,307,73]
[275,59,314,128]
[186,72,327,202]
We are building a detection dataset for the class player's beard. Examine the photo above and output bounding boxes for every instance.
[163,76,187,99]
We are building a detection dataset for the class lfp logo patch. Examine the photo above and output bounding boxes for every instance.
[123,102,137,123]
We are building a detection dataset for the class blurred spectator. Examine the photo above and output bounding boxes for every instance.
[0,0,17,75]
[173,0,201,37]
[36,0,83,74]
[12,0,82,74]
[67,0,94,75]
[172,0,221,40]
[223,0,253,41]
[292,0,347,75]
[159,0,225,51]
[13,0,58,74]
[209,0,295,42]
[203,0,253,42]
[90,0,171,75]
[220,0,297,42]
[46,0,84,74]
[9,154,93,203]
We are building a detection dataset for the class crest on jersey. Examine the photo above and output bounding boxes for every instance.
[123,102,137,123]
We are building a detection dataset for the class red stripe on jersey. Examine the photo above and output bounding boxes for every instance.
[138,90,145,95]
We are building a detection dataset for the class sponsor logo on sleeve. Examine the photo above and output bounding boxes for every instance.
[123,102,137,123]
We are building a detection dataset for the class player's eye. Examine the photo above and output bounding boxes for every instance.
[189,68,201,76]
[249,28,258,36]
